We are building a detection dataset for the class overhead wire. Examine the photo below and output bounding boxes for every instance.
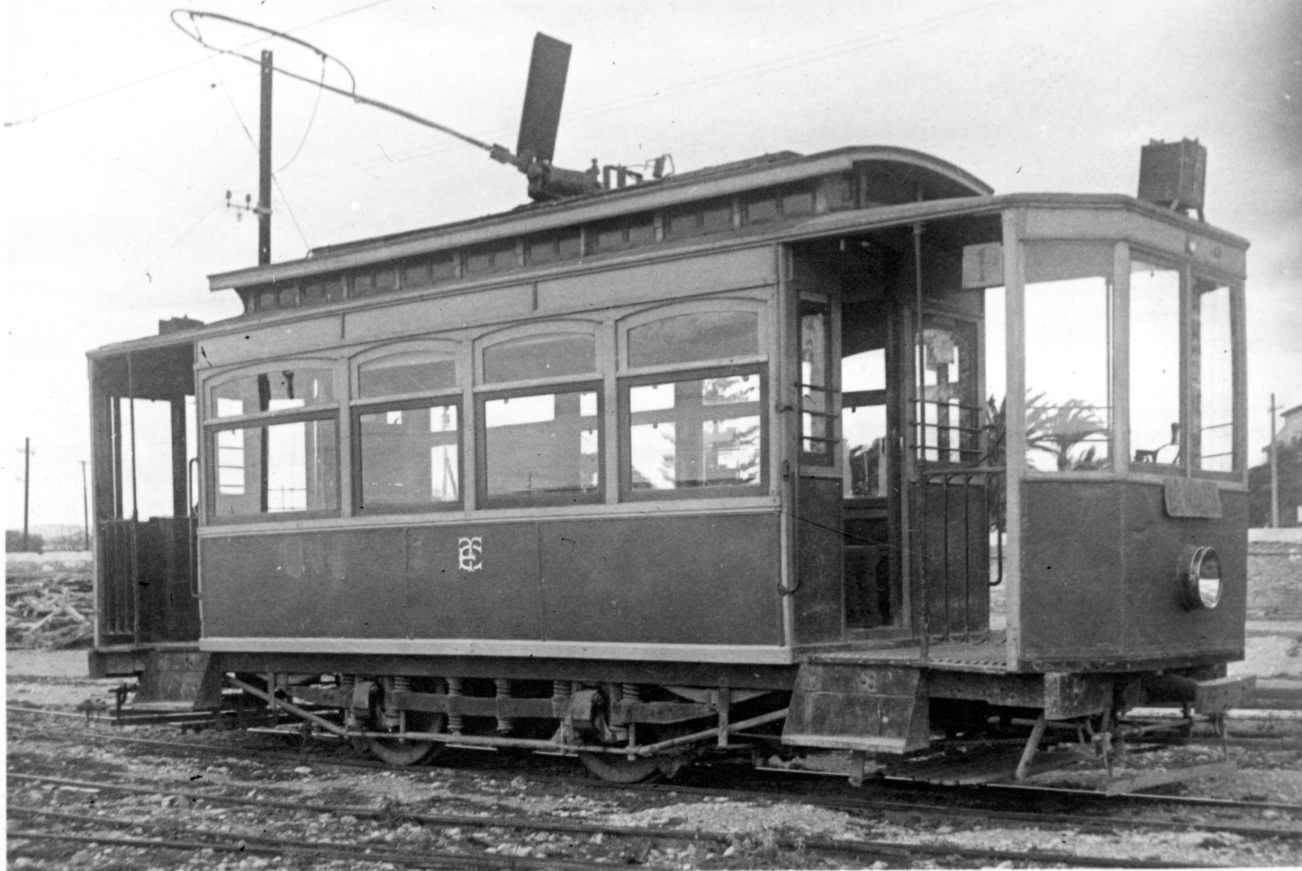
[2,0,395,128]
[365,0,1024,167]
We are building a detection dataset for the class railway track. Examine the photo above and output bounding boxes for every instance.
[9,703,1302,868]
[6,770,1230,870]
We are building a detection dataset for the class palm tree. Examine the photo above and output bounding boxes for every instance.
[1024,391,1108,471]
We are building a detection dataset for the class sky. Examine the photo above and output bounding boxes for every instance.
[2,0,1300,529]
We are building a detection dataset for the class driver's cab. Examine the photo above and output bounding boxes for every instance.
[788,195,1247,669]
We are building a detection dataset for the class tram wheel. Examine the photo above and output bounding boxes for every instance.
[367,733,439,766]
[366,709,443,766]
[363,677,446,766]
[578,751,665,784]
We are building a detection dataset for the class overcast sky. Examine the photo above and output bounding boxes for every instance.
[3,0,1299,529]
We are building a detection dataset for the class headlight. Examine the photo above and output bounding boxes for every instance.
[1181,545,1222,610]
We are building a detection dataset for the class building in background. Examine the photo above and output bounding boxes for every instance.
[1249,402,1302,527]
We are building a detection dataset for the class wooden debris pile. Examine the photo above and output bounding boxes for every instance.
[6,573,95,649]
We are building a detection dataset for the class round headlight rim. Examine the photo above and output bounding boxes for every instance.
[1181,544,1223,611]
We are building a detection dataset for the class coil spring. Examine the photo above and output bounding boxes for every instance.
[447,678,463,734]
[338,675,356,728]
[621,683,641,703]
[495,679,513,734]
[383,675,410,730]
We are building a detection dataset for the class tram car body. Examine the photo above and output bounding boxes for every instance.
[89,144,1252,777]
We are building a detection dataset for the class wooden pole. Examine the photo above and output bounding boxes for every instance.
[21,434,30,549]
[1269,393,1280,528]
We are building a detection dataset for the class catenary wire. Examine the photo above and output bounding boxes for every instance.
[2,0,394,128]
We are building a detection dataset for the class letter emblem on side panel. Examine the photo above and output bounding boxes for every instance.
[457,536,483,572]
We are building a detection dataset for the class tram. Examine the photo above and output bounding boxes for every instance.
[88,139,1252,781]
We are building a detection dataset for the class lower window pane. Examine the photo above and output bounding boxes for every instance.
[359,403,459,509]
[484,390,600,502]
[843,404,887,498]
[628,374,763,491]
[213,419,338,516]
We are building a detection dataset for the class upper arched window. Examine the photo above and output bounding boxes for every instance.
[622,302,763,370]
[355,345,458,398]
[481,331,596,384]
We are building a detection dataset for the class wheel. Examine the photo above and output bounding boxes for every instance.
[578,751,665,784]
[367,730,439,766]
[363,677,445,767]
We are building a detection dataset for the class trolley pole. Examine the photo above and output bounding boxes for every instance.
[258,49,273,265]
[22,437,31,552]
[1269,393,1280,528]
[80,459,90,550]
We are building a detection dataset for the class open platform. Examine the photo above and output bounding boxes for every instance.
[803,631,1010,673]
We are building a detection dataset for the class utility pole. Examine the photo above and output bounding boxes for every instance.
[258,49,273,265]
[22,437,31,551]
[80,459,90,550]
[1270,393,1280,528]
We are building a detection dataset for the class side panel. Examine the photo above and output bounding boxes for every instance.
[1018,480,1246,667]
[203,528,411,638]
[539,514,783,645]
[792,477,844,644]
[1018,482,1126,661]
[201,512,783,648]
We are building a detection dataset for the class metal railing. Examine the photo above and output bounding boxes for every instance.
[917,465,1005,655]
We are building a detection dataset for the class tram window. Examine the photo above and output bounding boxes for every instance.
[481,388,601,505]
[1130,258,1182,469]
[358,402,459,509]
[625,372,763,493]
[211,419,339,517]
[919,319,980,465]
[627,311,759,368]
[1022,242,1113,472]
[843,404,887,498]
[843,349,885,392]
[483,333,595,383]
[800,301,834,462]
[210,368,334,418]
[358,352,457,398]
[1194,279,1236,473]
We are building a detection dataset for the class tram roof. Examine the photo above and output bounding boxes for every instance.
[207,145,992,292]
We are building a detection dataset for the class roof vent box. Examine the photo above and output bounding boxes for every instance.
[1138,138,1206,218]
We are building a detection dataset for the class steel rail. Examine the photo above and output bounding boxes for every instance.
[7,783,1208,870]
[7,808,607,871]
[11,707,1302,817]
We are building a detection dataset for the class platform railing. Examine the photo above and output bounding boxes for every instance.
[917,465,1004,657]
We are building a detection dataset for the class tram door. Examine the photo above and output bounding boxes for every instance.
[90,341,200,647]
[840,298,897,630]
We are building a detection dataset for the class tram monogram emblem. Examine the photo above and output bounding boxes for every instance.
[457,536,484,572]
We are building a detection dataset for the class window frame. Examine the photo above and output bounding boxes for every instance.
[473,320,604,509]
[618,363,769,501]
[1125,247,1186,476]
[347,339,466,514]
[352,393,464,515]
[475,381,605,509]
[202,360,342,523]
[1188,271,1244,480]
[1017,239,1118,478]
[197,359,341,523]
